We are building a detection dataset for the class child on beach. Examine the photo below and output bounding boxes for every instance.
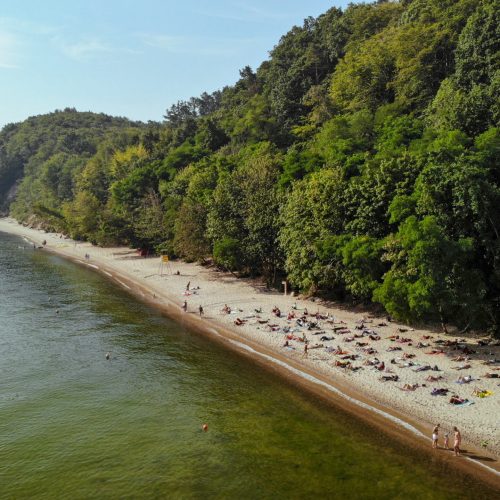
[444,432,449,449]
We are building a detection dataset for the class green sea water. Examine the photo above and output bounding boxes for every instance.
[0,232,496,499]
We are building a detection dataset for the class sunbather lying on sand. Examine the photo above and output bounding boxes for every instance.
[484,372,499,378]
[380,374,399,382]
[413,365,431,372]
[472,388,493,398]
[400,383,419,391]
[332,347,348,355]
[320,335,334,341]
[456,375,474,384]
[431,388,449,396]
[453,364,471,370]
[387,346,402,352]
[449,395,468,404]
[234,318,246,326]
[416,342,429,348]
[425,375,444,382]
[307,343,324,350]
[482,359,500,365]
[334,360,351,368]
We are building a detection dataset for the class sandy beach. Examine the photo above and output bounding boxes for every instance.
[1,217,499,483]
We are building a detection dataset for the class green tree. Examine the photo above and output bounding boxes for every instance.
[374,216,485,330]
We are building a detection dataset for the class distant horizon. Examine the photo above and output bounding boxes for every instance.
[0,0,348,128]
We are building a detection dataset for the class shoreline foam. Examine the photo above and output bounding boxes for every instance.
[1,217,499,488]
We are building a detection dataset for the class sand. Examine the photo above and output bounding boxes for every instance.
[1,217,499,480]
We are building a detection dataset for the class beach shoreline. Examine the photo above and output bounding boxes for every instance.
[1,217,499,488]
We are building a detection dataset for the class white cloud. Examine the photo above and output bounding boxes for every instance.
[137,32,260,57]
[0,31,19,69]
[54,37,113,60]
[139,34,184,51]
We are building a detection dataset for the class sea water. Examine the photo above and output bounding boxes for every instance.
[0,232,495,499]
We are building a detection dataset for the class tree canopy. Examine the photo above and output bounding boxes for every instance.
[1,1,499,335]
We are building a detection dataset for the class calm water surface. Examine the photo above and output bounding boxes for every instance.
[0,232,495,499]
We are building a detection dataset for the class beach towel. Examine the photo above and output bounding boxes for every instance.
[454,400,475,407]
[475,390,493,398]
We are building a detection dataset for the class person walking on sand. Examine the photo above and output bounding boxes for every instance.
[432,424,440,449]
[453,427,461,456]
[182,300,187,312]
[199,305,204,317]
[186,281,190,291]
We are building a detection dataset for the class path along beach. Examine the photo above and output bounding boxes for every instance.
[1,217,499,486]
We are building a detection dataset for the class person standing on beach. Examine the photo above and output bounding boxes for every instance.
[182,300,187,312]
[199,305,204,317]
[432,424,440,448]
[444,432,449,450]
[186,281,190,291]
[453,427,461,456]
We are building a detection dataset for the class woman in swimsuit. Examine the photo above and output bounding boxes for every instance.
[453,427,461,456]
[432,424,440,448]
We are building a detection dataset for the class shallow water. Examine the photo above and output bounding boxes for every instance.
[0,232,495,499]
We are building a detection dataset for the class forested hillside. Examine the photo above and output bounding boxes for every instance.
[0,109,145,215]
[1,0,499,334]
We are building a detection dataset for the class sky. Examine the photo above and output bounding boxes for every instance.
[0,0,349,128]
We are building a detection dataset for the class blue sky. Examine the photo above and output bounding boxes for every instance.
[0,1,348,127]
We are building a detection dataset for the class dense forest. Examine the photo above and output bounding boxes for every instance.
[0,0,498,334]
